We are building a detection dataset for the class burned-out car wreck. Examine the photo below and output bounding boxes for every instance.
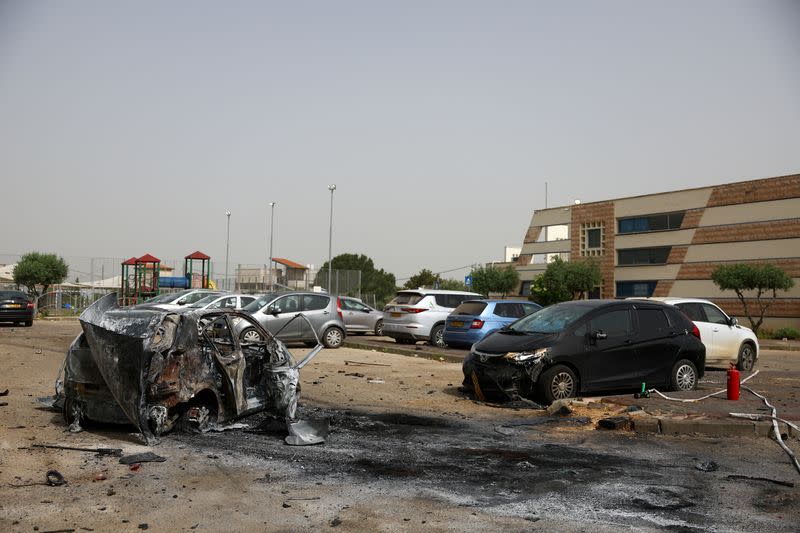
[52,293,327,445]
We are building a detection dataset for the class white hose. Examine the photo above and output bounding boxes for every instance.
[646,370,759,402]
[729,413,800,433]
[741,386,800,475]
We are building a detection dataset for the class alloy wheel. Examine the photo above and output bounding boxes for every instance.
[675,364,696,391]
[550,371,575,399]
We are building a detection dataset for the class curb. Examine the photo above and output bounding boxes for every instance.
[759,342,800,352]
[342,341,464,364]
[632,415,797,438]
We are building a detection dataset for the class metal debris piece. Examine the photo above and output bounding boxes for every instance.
[344,360,391,367]
[33,444,123,457]
[597,416,631,430]
[205,422,250,432]
[285,418,329,446]
[695,461,719,472]
[0,389,8,396]
[119,452,166,465]
[46,470,67,486]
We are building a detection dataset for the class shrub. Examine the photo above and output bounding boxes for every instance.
[772,327,800,340]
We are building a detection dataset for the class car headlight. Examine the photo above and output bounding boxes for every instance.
[505,347,549,362]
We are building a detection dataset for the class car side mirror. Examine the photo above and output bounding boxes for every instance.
[269,307,280,316]
[363,308,371,313]
[177,298,187,305]
[730,317,738,327]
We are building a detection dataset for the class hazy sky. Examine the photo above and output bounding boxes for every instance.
[1,1,798,282]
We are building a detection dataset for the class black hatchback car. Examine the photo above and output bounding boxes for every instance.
[462,300,705,404]
[0,290,34,326]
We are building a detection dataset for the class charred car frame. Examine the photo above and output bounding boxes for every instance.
[55,293,325,444]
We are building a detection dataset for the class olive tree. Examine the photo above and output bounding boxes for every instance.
[470,265,519,297]
[529,257,601,306]
[711,263,794,334]
[13,252,69,299]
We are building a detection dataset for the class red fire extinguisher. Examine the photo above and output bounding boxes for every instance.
[727,363,740,401]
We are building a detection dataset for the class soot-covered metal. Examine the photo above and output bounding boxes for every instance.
[54,293,326,445]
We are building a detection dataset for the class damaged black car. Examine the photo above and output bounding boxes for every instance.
[462,300,705,404]
[52,293,327,445]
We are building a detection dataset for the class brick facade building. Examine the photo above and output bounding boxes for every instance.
[515,173,800,329]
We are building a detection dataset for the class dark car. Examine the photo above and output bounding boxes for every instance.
[0,290,34,326]
[462,299,705,404]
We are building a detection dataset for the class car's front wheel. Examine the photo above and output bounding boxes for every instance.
[670,359,698,391]
[323,326,344,349]
[429,325,446,348]
[737,343,756,372]
[537,365,578,403]
[240,328,262,343]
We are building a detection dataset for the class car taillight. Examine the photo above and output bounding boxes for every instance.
[401,307,427,314]
[691,323,701,340]
[470,319,484,329]
[336,297,343,319]
[26,302,34,309]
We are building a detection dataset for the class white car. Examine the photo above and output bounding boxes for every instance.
[382,289,483,347]
[634,297,758,371]
[186,293,257,311]
[140,289,226,311]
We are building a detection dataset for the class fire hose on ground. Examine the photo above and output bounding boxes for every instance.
[644,370,800,476]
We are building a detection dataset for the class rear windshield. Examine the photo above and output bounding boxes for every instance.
[509,303,591,334]
[0,291,27,300]
[452,301,487,316]
[388,292,424,305]
[146,289,193,303]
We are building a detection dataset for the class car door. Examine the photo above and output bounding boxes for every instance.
[701,303,738,363]
[581,307,639,390]
[199,314,247,415]
[634,306,679,385]
[263,294,302,341]
[341,298,366,333]
[675,302,716,358]
[299,294,332,341]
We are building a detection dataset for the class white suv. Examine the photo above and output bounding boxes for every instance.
[634,297,758,371]
[383,289,482,347]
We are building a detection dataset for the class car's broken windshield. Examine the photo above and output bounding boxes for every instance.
[509,304,590,334]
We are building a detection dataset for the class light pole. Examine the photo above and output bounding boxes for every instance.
[268,202,276,290]
[225,210,231,291]
[327,184,336,292]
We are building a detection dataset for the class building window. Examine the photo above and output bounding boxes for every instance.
[616,281,657,297]
[618,211,685,234]
[520,281,532,296]
[538,224,570,242]
[617,247,671,265]
[581,222,604,257]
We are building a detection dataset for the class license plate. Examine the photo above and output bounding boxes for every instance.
[450,321,464,327]
[390,312,401,318]
[6,303,22,308]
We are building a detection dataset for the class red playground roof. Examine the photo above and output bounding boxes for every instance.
[185,251,211,260]
[273,257,308,270]
[122,257,138,265]
[137,253,161,263]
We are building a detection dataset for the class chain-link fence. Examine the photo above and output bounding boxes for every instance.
[314,269,363,297]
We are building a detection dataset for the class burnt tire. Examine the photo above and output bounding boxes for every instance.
[737,343,756,372]
[670,359,698,391]
[240,327,262,343]
[429,325,446,348]
[322,326,344,349]
[537,365,578,404]
[374,319,384,336]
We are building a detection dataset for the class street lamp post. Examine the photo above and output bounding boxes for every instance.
[268,202,276,290]
[225,210,231,291]
[327,184,336,293]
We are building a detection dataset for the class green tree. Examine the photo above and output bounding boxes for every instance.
[529,257,601,305]
[315,253,397,304]
[438,278,468,291]
[13,252,69,299]
[711,263,794,334]
[470,265,520,297]
[403,268,439,290]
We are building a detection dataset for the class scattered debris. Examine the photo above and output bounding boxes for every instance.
[0,388,8,396]
[93,472,107,481]
[344,360,390,367]
[205,422,250,432]
[46,470,67,486]
[286,418,329,446]
[726,475,794,488]
[345,372,365,378]
[33,443,122,457]
[119,452,166,465]
[597,416,631,430]
[546,399,573,416]
[367,379,385,384]
[695,461,719,472]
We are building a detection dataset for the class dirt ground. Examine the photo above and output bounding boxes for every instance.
[1,321,799,532]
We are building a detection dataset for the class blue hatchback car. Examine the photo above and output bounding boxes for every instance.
[443,299,542,348]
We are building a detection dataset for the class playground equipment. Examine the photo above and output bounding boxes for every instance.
[121,251,212,305]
